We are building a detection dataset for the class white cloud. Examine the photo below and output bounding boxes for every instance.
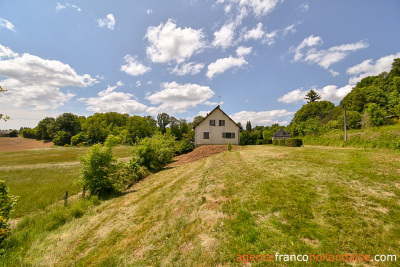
[146,9,153,15]
[278,85,353,104]
[0,45,96,110]
[0,17,15,31]
[79,82,147,114]
[145,19,205,63]
[146,82,215,114]
[230,109,295,126]
[170,62,205,76]
[299,3,309,12]
[0,44,18,59]
[56,3,81,12]
[206,56,247,79]
[217,0,283,18]
[347,52,400,85]
[236,46,252,57]
[283,24,297,36]
[243,23,265,40]
[136,81,141,87]
[213,22,236,49]
[97,14,115,30]
[291,35,368,75]
[120,55,151,76]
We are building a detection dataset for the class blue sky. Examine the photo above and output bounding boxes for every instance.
[1,0,399,129]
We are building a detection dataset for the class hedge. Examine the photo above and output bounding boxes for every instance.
[272,138,303,147]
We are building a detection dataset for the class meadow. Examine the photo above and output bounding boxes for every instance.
[1,144,399,266]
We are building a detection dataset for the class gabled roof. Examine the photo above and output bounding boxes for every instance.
[273,128,290,137]
[192,105,240,129]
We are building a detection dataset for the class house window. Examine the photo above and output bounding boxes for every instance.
[209,120,215,126]
[222,132,235,139]
[203,132,209,139]
[219,120,225,126]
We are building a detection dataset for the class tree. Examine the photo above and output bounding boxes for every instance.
[157,113,170,134]
[305,89,321,103]
[246,121,252,132]
[0,86,10,122]
[191,115,204,127]
[36,117,55,140]
[51,113,81,138]
[0,180,17,246]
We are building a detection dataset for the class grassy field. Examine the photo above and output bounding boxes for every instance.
[0,146,132,217]
[1,145,399,266]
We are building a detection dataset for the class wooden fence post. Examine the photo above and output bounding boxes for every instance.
[64,191,68,206]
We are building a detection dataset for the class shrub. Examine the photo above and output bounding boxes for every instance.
[53,131,72,146]
[262,139,272,144]
[179,139,194,154]
[78,144,117,196]
[0,181,17,247]
[227,141,232,151]
[8,130,18,137]
[133,133,177,171]
[21,128,37,139]
[71,132,88,146]
[239,131,258,145]
[104,134,121,147]
[285,138,303,147]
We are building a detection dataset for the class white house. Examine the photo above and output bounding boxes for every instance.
[193,105,240,146]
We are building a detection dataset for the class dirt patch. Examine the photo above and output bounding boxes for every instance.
[0,137,53,152]
[167,145,233,167]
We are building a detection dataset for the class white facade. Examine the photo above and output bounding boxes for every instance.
[194,106,240,146]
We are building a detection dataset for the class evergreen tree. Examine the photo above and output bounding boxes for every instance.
[305,90,321,103]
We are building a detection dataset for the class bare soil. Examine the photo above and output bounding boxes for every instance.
[0,137,53,152]
[168,145,239,167]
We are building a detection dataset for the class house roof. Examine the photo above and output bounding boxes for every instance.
[273,128,290,137]
[192,105,240,129]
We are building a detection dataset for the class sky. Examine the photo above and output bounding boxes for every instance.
[1,0,400,130]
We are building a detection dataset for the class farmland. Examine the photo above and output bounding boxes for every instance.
[1,143,399,266]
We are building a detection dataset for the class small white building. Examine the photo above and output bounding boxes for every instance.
[193,105,240,146]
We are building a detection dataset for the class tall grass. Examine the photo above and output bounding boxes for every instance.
[302,124,400,149]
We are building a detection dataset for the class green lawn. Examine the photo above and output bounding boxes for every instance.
[0,146,132,217]
[1,145,399,266]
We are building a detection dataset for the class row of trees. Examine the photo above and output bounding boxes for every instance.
[20,112,199,148]
[288,59,400,136]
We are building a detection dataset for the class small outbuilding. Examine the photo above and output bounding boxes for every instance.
[193,105,240,146]
[272,128,291,140]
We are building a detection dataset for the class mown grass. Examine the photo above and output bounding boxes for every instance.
[302,124,400,150]
[2,145,399,266]
[0,146,132,217]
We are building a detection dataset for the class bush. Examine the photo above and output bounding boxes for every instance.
[78,144,117,196]
[239,131,258,145]
[8,130,18,137]
[133,133,177,171]
[104,134,121,147]
[285,139,303,147]
[179,139,194,154]
[262,139,272,144]
[53,131,72,146]
[272,139,303,147]
[71,132,88,146]
[227,141,232,151]
[21,128,37,139]
[0,181,17,247]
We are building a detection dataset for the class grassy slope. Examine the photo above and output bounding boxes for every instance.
[302,124,400,150]
[6,145,399,266]
[0,146,132,217]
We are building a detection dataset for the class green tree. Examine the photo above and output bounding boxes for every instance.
[52,113,81,138]
[191,115,204,127]
[0,180,17,246]
[36,117,55,140]
[305,89,321,103]
[157,113,170,134]
[53,131,72,146]
[246,121,252,132]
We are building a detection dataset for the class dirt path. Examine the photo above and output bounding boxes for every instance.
[0,137,53,152]
[167,145,239,167]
